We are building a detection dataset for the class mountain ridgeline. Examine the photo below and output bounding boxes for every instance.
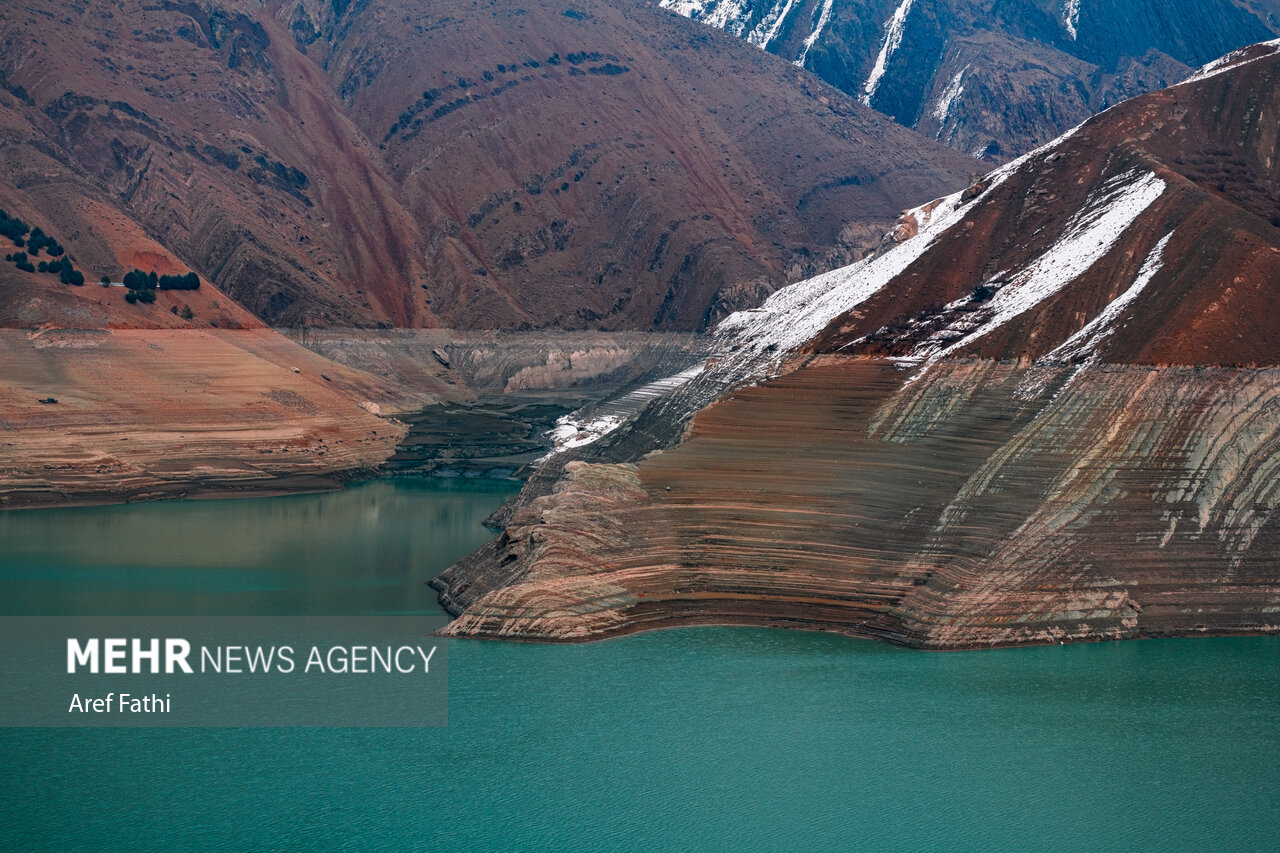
[0,0,975,331]
[660,0,1280,160]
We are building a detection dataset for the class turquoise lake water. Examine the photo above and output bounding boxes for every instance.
[1,479,1277,850]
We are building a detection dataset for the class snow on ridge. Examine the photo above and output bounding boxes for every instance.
[907,170,1167,378]
[931,66,967,131]
[660,0,755,37]
[860,0,916,107]
[795,0,835,68]
[1063,0,1081,41]
[659,0,712,20]
[548,414,625,453]
[704,0,753,36]
[715,115,1091,362]
[1181,38,1280,85]
[716,190,968,357]
[1041,231,1173,365]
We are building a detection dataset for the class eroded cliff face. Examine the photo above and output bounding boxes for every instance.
[435,359,1280,645]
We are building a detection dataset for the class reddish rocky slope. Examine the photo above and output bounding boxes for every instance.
[0,0,976,330]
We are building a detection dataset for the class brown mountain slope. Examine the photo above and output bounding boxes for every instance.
[432,44,1280,647]
[0,0,977,331]
[801,40,1280,367]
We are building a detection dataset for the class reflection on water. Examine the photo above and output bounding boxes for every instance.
[0,477,519,616]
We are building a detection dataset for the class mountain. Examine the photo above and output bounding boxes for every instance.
[658,0,1280,160]
[0,0,976,331]
[432,41,1280,647]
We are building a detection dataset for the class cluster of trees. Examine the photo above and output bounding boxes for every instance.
[4,251,83,284]
[5,251,35,273]
[122,267,200,304]
[26,227,63,257]
[0,209,29,243]
[123,268,200,291]
[2,210,81,282]
[2,210,202,303]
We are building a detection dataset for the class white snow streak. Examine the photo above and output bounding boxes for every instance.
[931,66,967,130]
[794,0,836,67]
[909,170,1167,376]
[716,119,1087,363]
[549,414,625,452]
[861,0,916,106]
[748,0,801,48]
[1041,231,1172,364]
[660,0,755,37]
[1063,0,1081,40]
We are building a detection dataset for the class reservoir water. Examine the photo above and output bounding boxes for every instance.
[2,479,1277,850]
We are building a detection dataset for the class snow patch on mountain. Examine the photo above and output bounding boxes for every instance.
[795,0,836,67]
[1181,38,1280,85]
[748,0,801,48]
[718,195,964,357]
[661,0,753,37]
[907,169,1167,377]
[545,363,708,455]
[1063,0,1081,40]
[861,0,916,106]
[931,67,968,133]
[1041,231,1173,365]
[718,120,1090,360]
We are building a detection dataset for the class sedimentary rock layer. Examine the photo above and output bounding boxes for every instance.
[435,358,1280,646]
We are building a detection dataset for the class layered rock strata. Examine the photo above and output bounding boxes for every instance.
[436,359,1280,646]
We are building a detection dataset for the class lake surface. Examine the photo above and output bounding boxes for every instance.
[2,479,1278,850]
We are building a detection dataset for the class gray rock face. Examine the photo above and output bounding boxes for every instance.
[657,0,1280,159]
